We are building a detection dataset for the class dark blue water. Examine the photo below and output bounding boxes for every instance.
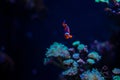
[0,0,120,80]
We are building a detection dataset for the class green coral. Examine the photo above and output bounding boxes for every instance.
[80,68,105,80]
[88,51,101,61]
[72,41,80,47]
[45,42,71,58]
[113,76,120,80]
[87,59,95,65]
[77,44,85,51]
[95,0,109,3]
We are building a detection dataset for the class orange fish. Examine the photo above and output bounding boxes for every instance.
[62,20,72,39]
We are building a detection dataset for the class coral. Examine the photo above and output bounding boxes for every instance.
[43,58,52,65]
[62,67,78,76]
[63,59,74,66]
[77,58,85,64]
[72,53,80,60]
[77,44,86,51]
[62,59,79,76]
[45,42,70,58]
[88,51,101,61]
[90,40,112,53]
[87,59,95,65]
[95,0,120,15]
[72,41,80,47]
[112,68,120,74]
[44,40,120,80]
[113,76,120,80]
[80,68,105,80]
[95,0,109,3]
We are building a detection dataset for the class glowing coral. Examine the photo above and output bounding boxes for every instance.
[88,51,101,61]
[43,41,112,80]
[87,59,95,65]
[62,67,78,76]
[45,42,70,58]
[113,76,120,80]
[63,59,74,66]
[112,68,120,74]
[77,44,86,51]
[95,0,109,3]
[95,0,120,15]
[72,41,80,47]
[72,53,80,60]
[80,68,105,80]
[62,59,79,76]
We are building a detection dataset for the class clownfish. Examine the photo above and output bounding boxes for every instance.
[62,20,72,39]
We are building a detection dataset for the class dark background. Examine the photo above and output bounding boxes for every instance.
[0,0,120,80]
